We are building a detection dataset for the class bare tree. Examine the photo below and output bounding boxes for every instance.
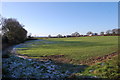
[112,29,118,34]
[71,32,80,37]
[100,32,104,35]
[87,31,93,35]
[28,33,32,38]
[48,34,51,38]
[57,34,62,38]
[106,30,112,35]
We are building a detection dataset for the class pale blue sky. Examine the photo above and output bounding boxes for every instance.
[2,2,118,36]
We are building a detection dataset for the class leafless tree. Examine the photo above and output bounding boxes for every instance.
[87,31,93,35]
[71,32,80,37]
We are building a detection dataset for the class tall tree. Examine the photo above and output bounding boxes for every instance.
[2,18,27,44]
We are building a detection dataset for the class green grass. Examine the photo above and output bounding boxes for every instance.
[15,36,119,79]
[74,55,119,79]
[17,36,118,63]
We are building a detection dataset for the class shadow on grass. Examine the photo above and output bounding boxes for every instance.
[54,40,115,48]
[51,60,89,78]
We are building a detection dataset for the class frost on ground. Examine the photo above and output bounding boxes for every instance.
[2,55,71,79]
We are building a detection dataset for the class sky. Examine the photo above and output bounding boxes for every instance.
[1,2,118,36]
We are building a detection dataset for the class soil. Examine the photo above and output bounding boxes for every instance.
[14,51,119,66]
[40,52,119,65]
[79,52,119,65]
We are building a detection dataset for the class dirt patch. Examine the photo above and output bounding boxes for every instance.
[47,57,72,64]
[40,52,119,65]
[40,55,71,63]
[41,55,64,58]
[79,52,119,65]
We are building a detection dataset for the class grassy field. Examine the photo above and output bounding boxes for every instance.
[74,54,119,79]
[16,36,118,64]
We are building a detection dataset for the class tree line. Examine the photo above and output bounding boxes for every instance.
[48,29,120,38]
[1,16,119,44]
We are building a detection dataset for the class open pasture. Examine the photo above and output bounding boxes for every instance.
[16,36,118,64]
